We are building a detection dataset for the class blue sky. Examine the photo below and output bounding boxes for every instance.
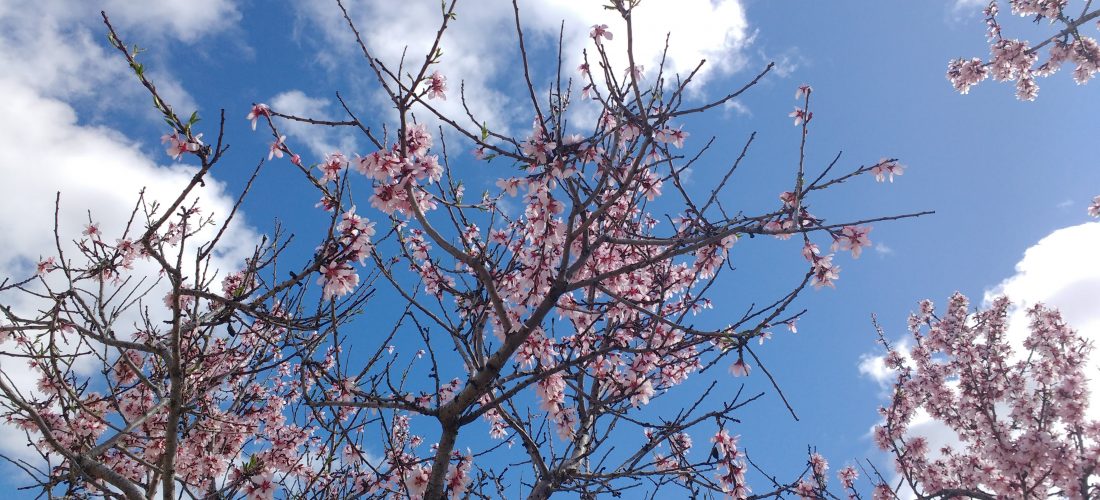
[0,0,1098,496]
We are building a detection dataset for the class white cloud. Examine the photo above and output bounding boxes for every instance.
[293,0,753,140]
[723,99,752,117]
[858,348,896,388]
[101,0,241,43]
[953,0,988,12]
[270,90,361,159]
[873,242,894,257]
[0,2,119,101]
[949,0,990,21]
[758,47,803,79]
[0,0,239,127]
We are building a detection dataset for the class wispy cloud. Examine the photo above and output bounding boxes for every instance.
[724,99,752,117]
[949,0,989,21]
[292,0,755,143]
[271,90,360,158]
[758,46,805,78]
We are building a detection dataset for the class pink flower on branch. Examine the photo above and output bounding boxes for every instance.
[36,257,57,275]
[795,84,813,99]
[318,262,359,300]
[832,225,872,259]
[269,135,286,160]
[729,358,751,377]
[655,126,689,148]
[789,107,811,126]
[590,24,613,42]
[247,103,271,131]
[427,71,447,100]
[870,158,905,183]
[318,152,348,183]
[810,254,840,289]
[161,132,203,160]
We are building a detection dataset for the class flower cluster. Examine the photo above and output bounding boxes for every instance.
[875,294,1100,498]
[317,207,375,300]
[948,1,1100,99]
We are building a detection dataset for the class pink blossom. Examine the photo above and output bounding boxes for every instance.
[318,262,359,300]
[1088,195,1100,217]
[590,24,613,42]
[832,225,872,258]
[810,254,840,289]
[161,132,203,160]
[246,470,276,500]
[83,223,101,240]
[870,158,905,183]
[795,84,813,99]
[729,359,751,377]
[427,71,447,100]
[872,483,893,500]
[318,152,347,183]
[316,195,337,212]
[521,126,556,164]
[809,452,828,477]
[655,126,689,148]
[246,103,271,131]
[405,122,434,157]
[269,135,286,160]
[789,107,811,126]
[794,480,816,498]
[947,57,990,94]
[837,465,858,489]
[36,257,57,275]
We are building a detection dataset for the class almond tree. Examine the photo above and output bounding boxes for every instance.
[0,1,926,498]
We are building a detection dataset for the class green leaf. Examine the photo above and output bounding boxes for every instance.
[188,111,200,126]
[480,122,489,141]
